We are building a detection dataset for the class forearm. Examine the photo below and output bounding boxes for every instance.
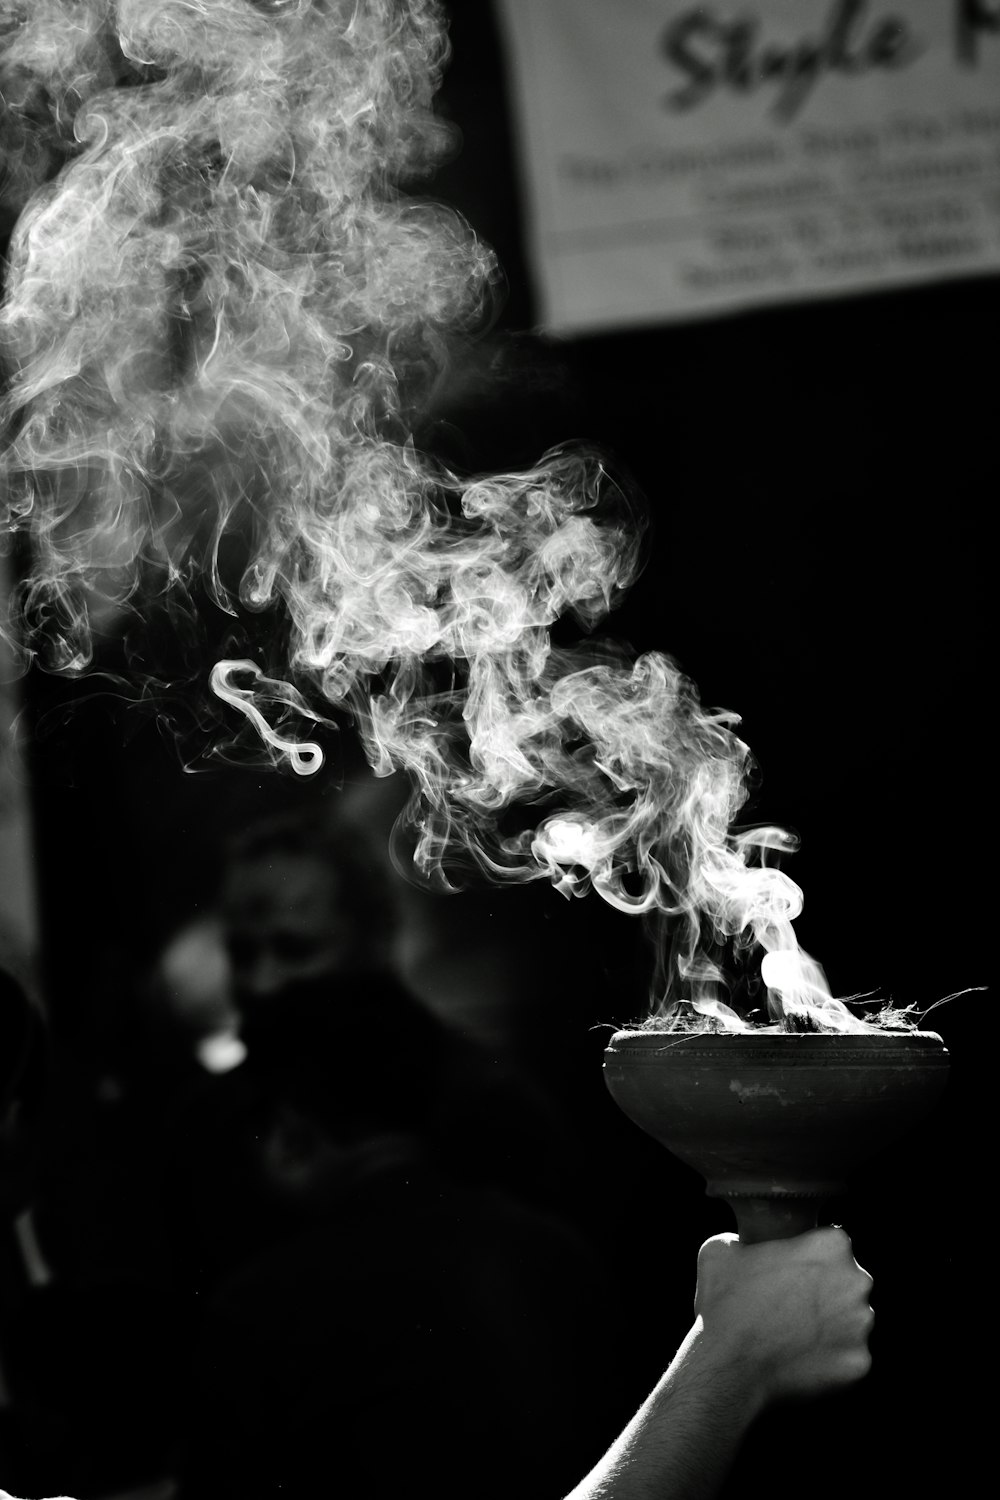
[564,1320,764,1500]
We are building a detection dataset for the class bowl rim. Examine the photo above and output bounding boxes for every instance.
[604,1028,949,1059]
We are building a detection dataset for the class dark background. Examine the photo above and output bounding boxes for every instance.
[5,3,994,1496]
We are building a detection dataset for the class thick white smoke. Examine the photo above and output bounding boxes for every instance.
[0,0,866,1030]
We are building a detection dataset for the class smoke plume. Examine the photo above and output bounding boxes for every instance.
[1,0,865,1030]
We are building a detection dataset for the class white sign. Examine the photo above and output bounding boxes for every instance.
[495,0,1000,330]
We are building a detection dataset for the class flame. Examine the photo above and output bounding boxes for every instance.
[1,0,865,1031]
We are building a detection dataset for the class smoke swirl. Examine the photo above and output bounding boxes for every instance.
[1,0,864,1029]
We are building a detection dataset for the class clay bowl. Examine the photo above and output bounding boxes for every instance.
[603,1029,950,1242]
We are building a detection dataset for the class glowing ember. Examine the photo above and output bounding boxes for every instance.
[0,0,873,1031]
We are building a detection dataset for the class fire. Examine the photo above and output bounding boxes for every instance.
[1,0,870,1031]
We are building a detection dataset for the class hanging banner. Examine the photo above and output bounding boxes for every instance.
[494,0,1000,331]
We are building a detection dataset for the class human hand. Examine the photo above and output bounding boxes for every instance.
[693,1227,874,1406]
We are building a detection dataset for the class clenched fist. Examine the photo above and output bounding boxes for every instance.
[694,1226,874,1404]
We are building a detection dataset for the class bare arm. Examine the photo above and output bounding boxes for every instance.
[564,1227,874,1500]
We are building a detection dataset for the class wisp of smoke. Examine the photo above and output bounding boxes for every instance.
[0,0,867,1030]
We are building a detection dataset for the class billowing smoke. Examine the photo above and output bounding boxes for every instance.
[1,0,865,1030]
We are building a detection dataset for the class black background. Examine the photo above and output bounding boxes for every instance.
[6,3,994,1496]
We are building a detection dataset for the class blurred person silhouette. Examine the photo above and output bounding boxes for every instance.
[152,800,611,1498]
[141,767,636,1242]
[165,800,663,1498]
[203,799,577,1210]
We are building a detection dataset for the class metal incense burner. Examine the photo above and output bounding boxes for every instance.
[604,1029,949,1243]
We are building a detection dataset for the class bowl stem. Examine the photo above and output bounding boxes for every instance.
[722,1195,823,1244]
